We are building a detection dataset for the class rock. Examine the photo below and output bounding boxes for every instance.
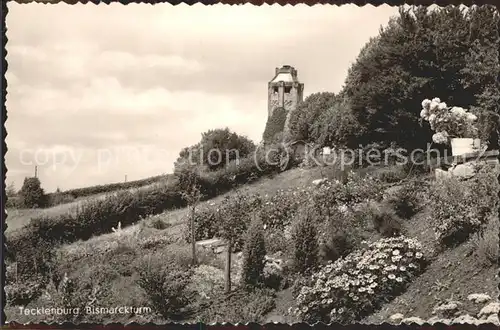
[484,314,500,325]
[312,178,328,186]
[428,316,452,325]
[401,317,425,325]
[449,162,476,179]
[452,314,480,324]
[433,301,460,315]
[478,302,500,318]
[435,168,451,181]
[389,313,405,323]
[467,293,491,304]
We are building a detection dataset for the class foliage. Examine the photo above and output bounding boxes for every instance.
[175,127,255,172]
[360,201,404,237]
[135,252,193,320]
[259,187,311,231]
[292,236,428,323]
[47,174,170,201]
[420,98,478,144]
[342,6,500,151]
[386,180,424,219]
[241,216,267,287]
[292,208,319,274]
[19,177,47,208]
[428,166,499,246]
[263,107,288,143]
[319,207,371,263]
[471,216,499,267]
[198,288,276,324]
[287,92,337,143]
[5,280,43,306]
[188,264,237,301]
[309,97,362,148]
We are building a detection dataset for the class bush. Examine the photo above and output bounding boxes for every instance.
[198,288,276,323]
[19,177,46,208]
[135,252,193,320]
[292,236,429,323]
[359,201,404,237]
[319,207,370,263]
[5,280,43,306]
[429,166,498,246]
[241,216,266,287]
[292,208,319,274]
[259,187,310,230]
[471,216,499,266]
[150,218,170,230]
[47,192,76,207]
[386,180,424,219]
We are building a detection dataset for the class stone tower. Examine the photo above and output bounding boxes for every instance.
[268,65,304,132]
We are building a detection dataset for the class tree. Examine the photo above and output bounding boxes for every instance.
[6,181,16,197]
[19,177,46,208]
[174,128,255,172]
[241,215,266,288]
[179,168,203,266]
[342,6,499,151]
[263,107,288,143]
[287,92,337,143]
[292,208,319,274]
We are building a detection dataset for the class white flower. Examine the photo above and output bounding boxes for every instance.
[420,108,429,119]
[431,97,441,103]
[429,101,440,112]
[437,102,447,110]
[388,274,396,280]
[392,249,400,256]
[467,113,477,122]
[428,114,436,123]
[415,252,423,259]
[421,99,431,109]
[432,132,449,144]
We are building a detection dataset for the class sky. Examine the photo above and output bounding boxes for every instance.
[5,3,398,192]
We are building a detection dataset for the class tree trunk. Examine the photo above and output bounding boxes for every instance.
[190,204,197,266]
[224,240,232,293]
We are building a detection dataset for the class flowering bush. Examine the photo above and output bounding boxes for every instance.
[420,98,478,144]
[189,265,238,300]
[428,166,498,246]
[292,236,428,323]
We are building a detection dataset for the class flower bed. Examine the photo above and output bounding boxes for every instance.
[292,236,429,323]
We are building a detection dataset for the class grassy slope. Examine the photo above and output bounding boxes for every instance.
[6,165,498,323]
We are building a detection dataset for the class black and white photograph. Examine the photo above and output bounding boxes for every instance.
[3,2,500,325]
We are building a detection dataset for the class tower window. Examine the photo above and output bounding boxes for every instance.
[284,86,292,94]
[273,87,278,94]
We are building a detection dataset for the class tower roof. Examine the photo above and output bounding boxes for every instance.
[270,65,300,84]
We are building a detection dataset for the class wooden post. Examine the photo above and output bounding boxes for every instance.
[224,240,232,293]
[191,203,197,266]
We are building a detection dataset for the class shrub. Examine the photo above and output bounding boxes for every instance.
[198,288,276,324]
[292,209,319,274]
[135,252,193,320]
[319,207,371,263]
[47,192,76,207]
[386,180,424,219]
[359,201,404,237]
[292,236,429,323]
[19,177,46,208]
[150,218,170,230]
[188,264,239,301]
[372,166,407,183]
[429,166,498,246]
[259,187,310,230]
[471,217,499,266]
[5,280,43,306]
[241,216,267,287]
